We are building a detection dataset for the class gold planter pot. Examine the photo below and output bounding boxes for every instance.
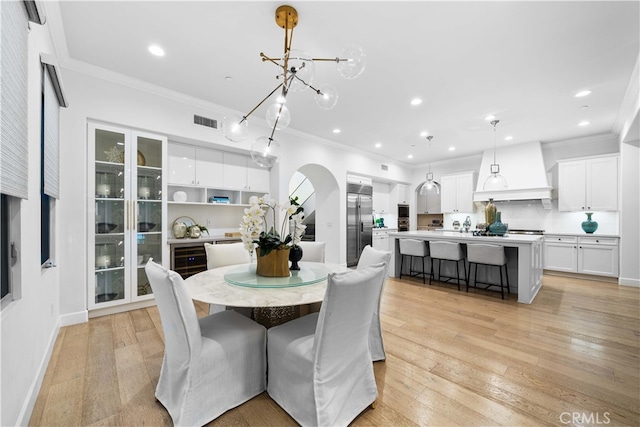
[256,248,290,277]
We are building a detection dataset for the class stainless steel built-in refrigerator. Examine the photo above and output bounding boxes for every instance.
[347,183,373,266]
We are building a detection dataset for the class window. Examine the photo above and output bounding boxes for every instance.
[40,56,66,266]
[1,194,10,299]
[1,194,20,308]
[41,84,51,265]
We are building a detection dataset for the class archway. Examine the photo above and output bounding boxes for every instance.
[288,164,341,264]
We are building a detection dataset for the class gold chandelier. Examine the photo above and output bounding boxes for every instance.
[221,5,366,167]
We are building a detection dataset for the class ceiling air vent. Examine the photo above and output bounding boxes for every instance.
[193,114,217,129]
[381,164,389,171]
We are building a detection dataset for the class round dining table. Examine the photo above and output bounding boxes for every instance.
[184,261,349,309]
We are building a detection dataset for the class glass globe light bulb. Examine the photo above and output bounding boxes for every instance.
[337,44,366,79]
[315,84,339,110]
[420,177,440,195]
[483,173,508,191]
[286,49,315,92]
[251,136,281,168]
[265,103,291,130]
[221,114,248,142]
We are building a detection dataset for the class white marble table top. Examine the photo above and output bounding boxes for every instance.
[184,262,349,307]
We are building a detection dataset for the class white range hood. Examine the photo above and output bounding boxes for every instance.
[473,141,553,209]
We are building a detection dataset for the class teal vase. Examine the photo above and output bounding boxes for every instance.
[489,211,508,236]
[581,212,598,234]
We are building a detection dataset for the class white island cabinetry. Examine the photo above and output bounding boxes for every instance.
[389,231,543,304]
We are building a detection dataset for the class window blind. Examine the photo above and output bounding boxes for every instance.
[43,69,59,198]
[0,1,29,199]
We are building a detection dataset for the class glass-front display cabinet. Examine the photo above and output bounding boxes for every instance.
[88,122,167,310]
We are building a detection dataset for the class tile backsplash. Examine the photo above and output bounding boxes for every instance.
[444,200,619,235]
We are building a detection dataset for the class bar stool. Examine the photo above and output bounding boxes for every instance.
[398,239,429,284]
[429,241,466,291]
[466,243,510,299]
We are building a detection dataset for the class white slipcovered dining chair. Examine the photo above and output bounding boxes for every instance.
[204,242,252,315]
[357,245,392,362]
[204,242,250,269]
[267,263,386,427]
[145,260,266,426]
[298,241,326,262]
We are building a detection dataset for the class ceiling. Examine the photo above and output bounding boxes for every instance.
[53,1,639,165]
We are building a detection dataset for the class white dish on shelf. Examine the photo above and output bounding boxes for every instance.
[173,191,187,202]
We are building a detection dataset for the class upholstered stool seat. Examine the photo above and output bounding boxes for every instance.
[466,243,510,299]
[398,239,430,284]
[428,241,466,290]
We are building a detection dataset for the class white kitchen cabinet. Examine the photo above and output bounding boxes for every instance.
[223,153,248,190]
[577,236,619,277]
[246,161,270,193]
[558,155,618,211]
[543,236,578,272]
[416,186,441,213]
[440,172,474,213]
[372,229,390,251]
[224,153,270,193]
[373,182,390,214]
[88,122,168,310]
[543,234,619,277]
[372,228,397,276]
[168,143,270,206]
[196,149,224,187]
[395,184,410,205]
[168,144,223,187]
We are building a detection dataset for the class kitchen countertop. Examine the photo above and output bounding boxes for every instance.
[389,230,543,243]
[542,232,620,238]
[167,235,243,245]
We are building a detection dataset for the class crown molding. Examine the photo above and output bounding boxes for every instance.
[614,53,640,142]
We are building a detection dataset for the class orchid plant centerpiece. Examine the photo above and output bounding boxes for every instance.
[240,195,306,257]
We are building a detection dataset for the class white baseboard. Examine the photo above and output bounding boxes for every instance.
[59,310,88,327]
[619,277,640,287]
[16,318,61,426]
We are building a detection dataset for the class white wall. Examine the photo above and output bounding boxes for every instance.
[619,139,640,286]
[1,21,61,427]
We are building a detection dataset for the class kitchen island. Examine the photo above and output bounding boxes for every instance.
[389,230,543,304]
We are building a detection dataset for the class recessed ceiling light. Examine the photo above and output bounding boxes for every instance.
[579,120,590,126]
[374,143,381,148]
[579,105,589,109]
[485,115,496,121]
[224,76,233,81]
[148,45,165,57]
[407,154,414,159]
[419,131,428,137]
[504,135,513,141]
[410,98,423,106]
[448,146,455,151]
[332,128,341,134]
[575,90,592,98]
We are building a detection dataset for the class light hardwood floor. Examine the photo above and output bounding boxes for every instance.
[30,275,640,426]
